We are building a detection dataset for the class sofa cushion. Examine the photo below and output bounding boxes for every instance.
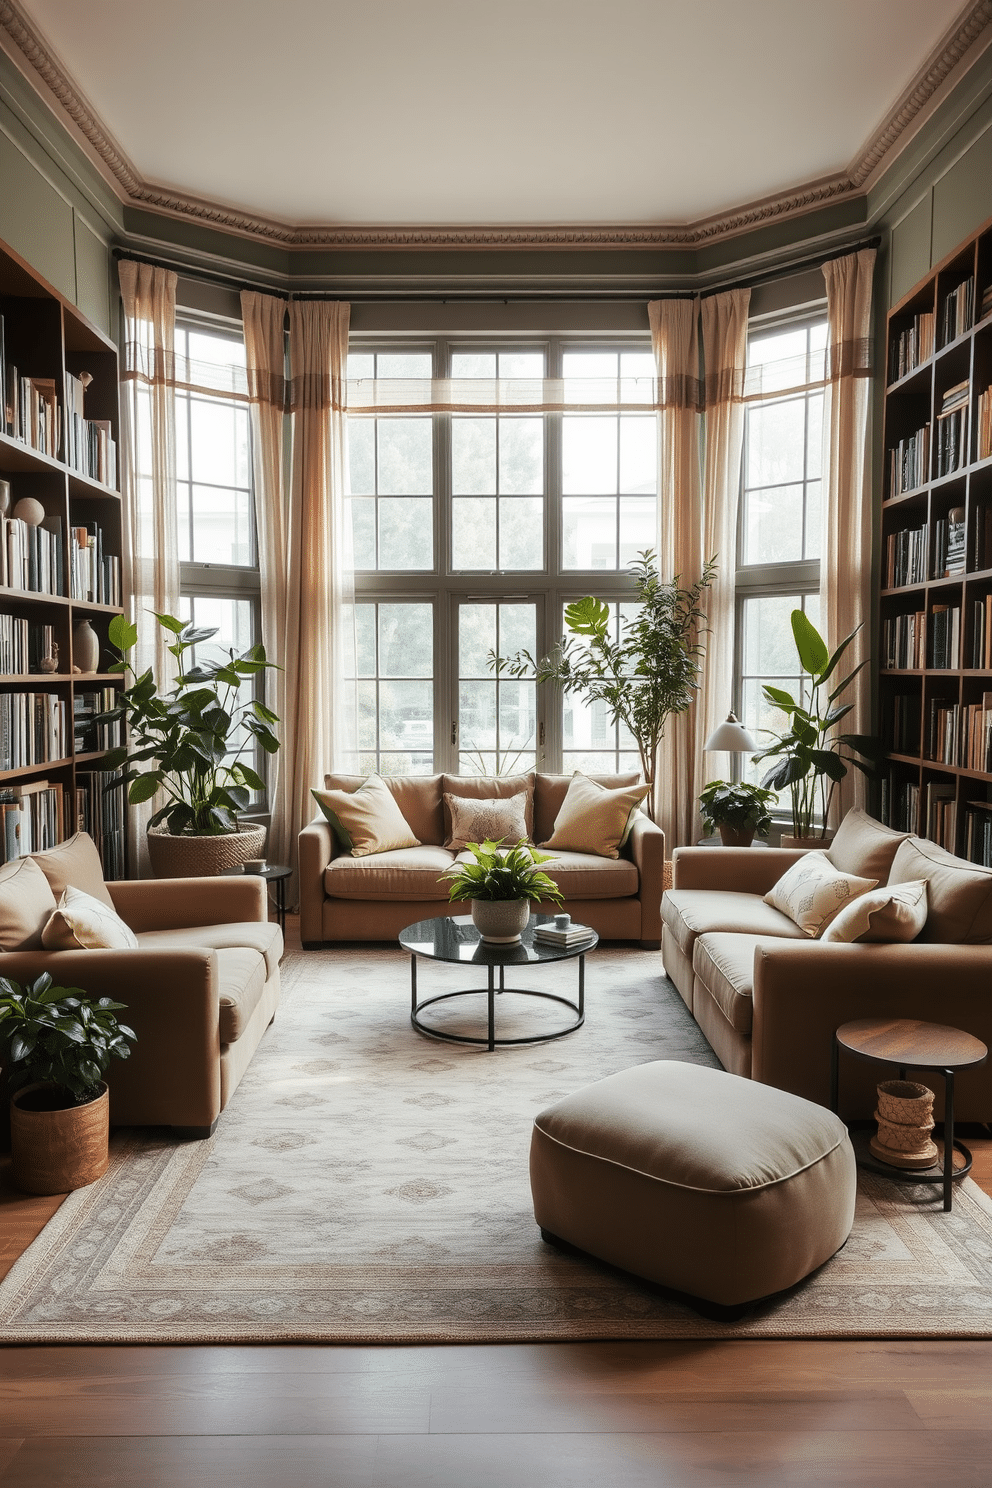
[455,846,638,900]
[30,830,116,909]
[135,921,284,980]
[765,852,877,937]
[324,845,456,901]
[534,771,640,844]
[214,947,266,1044]
[827,808,912,883]
[821,879,928,944]
[324,772,443,846]
[0,855,58,951]
[662,888,803,958]
[42,885,139,951]
[441,774,535,842]
[540,772,650,859]
[313,775,420,856]
[889,837,992,943]
[444,790,530,850]
[692,932,769,1035]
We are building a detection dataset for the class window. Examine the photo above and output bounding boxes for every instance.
[734,315,827,794]
[346,340,657,776]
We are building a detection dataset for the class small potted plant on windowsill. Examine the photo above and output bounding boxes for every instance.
[441,839,563,944]
[698,779,778,848]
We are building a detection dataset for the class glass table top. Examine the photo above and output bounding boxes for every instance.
[399,914,598,967]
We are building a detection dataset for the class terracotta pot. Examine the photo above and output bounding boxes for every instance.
[780,833,834,851]
[147,822,266,878]
[471,898,530,944]
[718,825,755,848]
[10,1082,109,1195]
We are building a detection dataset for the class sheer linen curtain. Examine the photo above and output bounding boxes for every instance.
[118,260,180,875]
[822,248,876,822]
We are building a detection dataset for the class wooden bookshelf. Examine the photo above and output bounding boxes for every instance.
[0,234,126,878]
[879,215,992,867]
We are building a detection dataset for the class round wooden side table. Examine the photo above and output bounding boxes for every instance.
[830,1016,988,1212]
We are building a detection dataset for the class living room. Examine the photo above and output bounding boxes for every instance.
[3,1,992,1483]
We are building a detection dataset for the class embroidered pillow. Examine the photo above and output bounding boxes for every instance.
[540,772,650,860]
[444,791,530,851]
[821,879,928,944]
[0,855,58,951]
[764,851,878,938]
[312,775,420,857]
[42,885,139,951]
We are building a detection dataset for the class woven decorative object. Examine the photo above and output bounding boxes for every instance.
[10,1082,109,1195]
[870,1079,939,1169]
[147,823,267,879]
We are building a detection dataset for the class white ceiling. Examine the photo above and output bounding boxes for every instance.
[13,0,973,229]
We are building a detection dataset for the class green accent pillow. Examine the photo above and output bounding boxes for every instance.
[312,775,420,857]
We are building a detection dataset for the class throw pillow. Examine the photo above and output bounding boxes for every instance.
[821,878,928,944]
[444,791,530,851]
[0,855,58,951]
[888,836,992,943]
[826,808,912,883]
[540,772,650,860]
[312,775,420,857]
[764,852,878,938]
[30,830,116,909]
[42,885,139,951]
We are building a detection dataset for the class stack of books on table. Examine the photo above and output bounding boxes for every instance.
[534,920,595,948]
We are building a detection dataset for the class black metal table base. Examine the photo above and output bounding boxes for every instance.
[410,956,586,1050]
[859,1139,974,1194]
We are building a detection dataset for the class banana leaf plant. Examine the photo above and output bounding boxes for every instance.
[750,610,877,840]
[98,612,280,836]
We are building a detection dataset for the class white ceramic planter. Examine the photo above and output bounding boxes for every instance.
[471,898,530,943]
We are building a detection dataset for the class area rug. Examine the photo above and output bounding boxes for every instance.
[2,944,992,1343]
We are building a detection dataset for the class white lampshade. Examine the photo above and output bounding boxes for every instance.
[703,712,757,753]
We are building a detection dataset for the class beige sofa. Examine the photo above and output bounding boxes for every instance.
[661,810,992,1121]
[299,771,665,948]
[0,833,282,1138]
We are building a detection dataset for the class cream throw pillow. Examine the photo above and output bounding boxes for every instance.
[821,879,928,944]
[30,830,116,909]
[312,775,420,857]
[765,851,878,938]
[444,791,529,851]
[540,771,650,860]
[42,885,139,951]
[0,855,58,950]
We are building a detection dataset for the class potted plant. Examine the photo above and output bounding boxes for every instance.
[751,610,877,847]
[442,838,563,943]
[698,779,777,847]
[0,973,136,1195]
[100,612,281,876]
[491,550,715,823]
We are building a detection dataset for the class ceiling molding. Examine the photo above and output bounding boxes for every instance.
[2,0,991,251]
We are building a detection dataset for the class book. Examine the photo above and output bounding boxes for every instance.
[534,921,595,947]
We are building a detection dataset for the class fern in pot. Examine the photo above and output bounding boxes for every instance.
[442,839,563,943]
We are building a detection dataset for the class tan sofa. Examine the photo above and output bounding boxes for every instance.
[1,836,282,1138]
[299,771,665,948]
[661,810,992,1121]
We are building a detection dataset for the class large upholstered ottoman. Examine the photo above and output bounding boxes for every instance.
[530,1060,856,1310]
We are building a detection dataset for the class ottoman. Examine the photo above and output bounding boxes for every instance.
[530,1060,856,1310]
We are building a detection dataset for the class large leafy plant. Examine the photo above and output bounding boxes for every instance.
[698,780,777,837]
[751,610,876,839]
[443,840,564,906]
[493,550,714,821]
[100,612,280,836]
[0,974,136,1106]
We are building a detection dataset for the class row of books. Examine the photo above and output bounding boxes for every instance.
[1,514,65,596]
[933,507,966,577]
[935,383,969,478]
[73,687,122,754]
[964,800,992,866]
[76,769,125,880]
[973,503,992,570]
[882,610,926,670]
[942,277,974,345]
[924,695,992,771]
[927,700,962,765]
[889,423,930,496]
[4,368,60,457]
[0,618,55,677]
[70,523,121,606]
[889,309,935,382]
[970,598,992,668]
[0,778,63,862]
[889,505,992,582]
[882,692,921,754]
[64,372,117,487]
[0,690,69,772]
[978,386,992,462]
[879,771,919,833]
[925,781,957,850]
[884,522,927,588]
[930,604,961,669]
[960,694,992,772]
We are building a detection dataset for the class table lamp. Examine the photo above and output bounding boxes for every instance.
[703,712,757,755]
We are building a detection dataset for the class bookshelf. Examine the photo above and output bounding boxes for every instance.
[880,215,992,868]
[0,234,126,878]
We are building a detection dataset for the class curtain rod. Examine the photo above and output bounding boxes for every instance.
[700,236,882,298]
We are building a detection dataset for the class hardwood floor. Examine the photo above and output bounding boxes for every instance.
[2,918,992,1486]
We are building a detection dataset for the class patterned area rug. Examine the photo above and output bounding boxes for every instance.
[2,944,992,1343]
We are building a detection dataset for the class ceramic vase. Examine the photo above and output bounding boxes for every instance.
[471,898,530,944]
[73,619,100,673]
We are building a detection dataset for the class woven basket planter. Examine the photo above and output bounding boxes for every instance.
[147,822,266,879]
[10,1082,109,1195]
[870,1079,938,1169]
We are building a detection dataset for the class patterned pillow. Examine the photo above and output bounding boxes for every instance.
[42,885,138,950]
[764,852,878,938]
[444,791,530,851]
[821,879,928,944]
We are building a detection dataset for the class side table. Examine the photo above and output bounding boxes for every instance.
[830,1016,988,1211]
[221,863,291,935]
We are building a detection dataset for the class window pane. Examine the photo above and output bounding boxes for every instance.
[453,497,496,570]
[189,399,249,488]
[563,497,616,569]
[806,391,823,481]
[377,418,432,495]
[499,418,543,495]
[376,353,432,379]
[348,420,375,494]
[747,398,805,487]
[451,352,496,378]
[349,497,376,570]
[378,498,433,569]
[499,351,544,378]
[378,603,432,677]
[459,604,497,675]
[563,417,618,494]
[619,416,656,494]
[499,497,543,570]
[619,497,656,567]
[353,601,435,774]
[190,484,252,565]
[743,484,805,565]
[452,418,496,494]
[355,605,376,676]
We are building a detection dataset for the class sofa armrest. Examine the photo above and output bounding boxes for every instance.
[107,875,266,932]
[751,940,992,1112]
[671,846,808,894]
[627,813,665,944]
[299,814,337,945]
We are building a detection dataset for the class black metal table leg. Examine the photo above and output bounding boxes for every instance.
[488,966,496,1051]
[943,1067,955,1212]
[830,1034,839,1114]
[578,953,585,1019]
[411,954,417,1017]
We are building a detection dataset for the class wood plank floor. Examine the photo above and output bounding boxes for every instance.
[2,917,992,1486]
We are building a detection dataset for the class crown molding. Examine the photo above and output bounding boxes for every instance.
[2,0,991,251]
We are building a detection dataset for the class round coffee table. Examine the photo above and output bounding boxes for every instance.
[399,914,598,1051]
[830,1016,988,1212]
